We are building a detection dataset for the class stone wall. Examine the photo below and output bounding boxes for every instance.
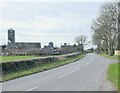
[2,52,81,74]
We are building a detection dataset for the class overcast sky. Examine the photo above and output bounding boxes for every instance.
[0,1,101,49]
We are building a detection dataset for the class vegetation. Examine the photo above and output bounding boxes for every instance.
[100,54,120,60]
[91,2,119,55]
[0,54,68,63]
[92,2,119,90]
[1,54,85,82]
[107,63,120,90]
[75,35,88,46]
[100,53,119,90]
[1,56,41,63]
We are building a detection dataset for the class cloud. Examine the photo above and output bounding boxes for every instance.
[1,14,90,31]
[0,0,116,3]
[1,2,100,49]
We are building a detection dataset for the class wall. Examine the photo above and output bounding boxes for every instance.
[2,52,81,74]
[114,50,120,55]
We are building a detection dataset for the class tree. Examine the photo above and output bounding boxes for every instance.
[75,35,88,52]
[92,31,102,53]
[91,2,119,56]
[118,2,120,50]
[75,35,87,45]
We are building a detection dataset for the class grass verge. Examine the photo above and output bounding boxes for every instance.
[2,54,85,82]
[107,63,120,91]
[100,54,120,60]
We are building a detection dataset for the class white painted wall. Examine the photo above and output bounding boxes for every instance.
[115,50,120,55]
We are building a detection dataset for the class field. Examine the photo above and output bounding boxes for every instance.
[0,56,41,63]
[0,54,69,63]
[107,63,120,90]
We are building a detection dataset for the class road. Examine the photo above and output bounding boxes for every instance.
[2,53,117,91]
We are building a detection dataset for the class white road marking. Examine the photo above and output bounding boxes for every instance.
[78,62,87,67]
[84,62,90,66]
[84,57,95,66]
[91,56,95,62]
[26,87,37,91]
[58,68,79,78]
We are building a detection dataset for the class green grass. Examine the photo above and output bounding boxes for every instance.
[2,54,85,82]
[107,63,120,90]
[0,54,70,63]
[0,56,41,63]
[100,54,120,60]
[101,53,120,90]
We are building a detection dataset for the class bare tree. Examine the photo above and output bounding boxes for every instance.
[118,2,120,50]
[91,2,119,56]
[75,35,87,45]
[75,35,88,52]
[92,31,102,53]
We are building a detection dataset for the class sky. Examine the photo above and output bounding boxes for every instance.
[0,1,101,49]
